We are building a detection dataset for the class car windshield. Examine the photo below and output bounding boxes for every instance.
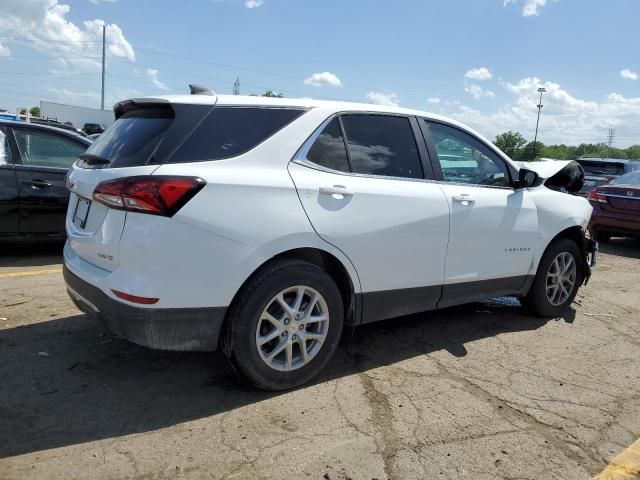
[611,171,640,186]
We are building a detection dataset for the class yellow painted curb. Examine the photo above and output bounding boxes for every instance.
[594,439,640,479]
[0,267,62,279]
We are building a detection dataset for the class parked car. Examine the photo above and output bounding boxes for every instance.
[82,123,106,135]
[576,158,640,196]
[587,170,640,242]
[63,92,596,390]
[0,119,91,240]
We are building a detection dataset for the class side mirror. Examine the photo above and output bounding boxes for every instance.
[517,168,538,189]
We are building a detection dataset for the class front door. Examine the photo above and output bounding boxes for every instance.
[289,114,450,323]
[10,127,87,235]
[0,126,19,236]
[421,120,538,306]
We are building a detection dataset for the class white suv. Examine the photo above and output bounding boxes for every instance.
[64,89,597,390]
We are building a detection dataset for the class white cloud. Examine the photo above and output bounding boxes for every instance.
[621,68,639,81]
[146,68,168,90]
[244,0,263,8]
[427,97,441,104]
[0,42,10,56]
[0,0,135,71]
[504,0,550,17]
[366,92,399,107]
[465,67,493,81]
[443,76,640,146]
[304,71,342,88]
[465,84,495,99]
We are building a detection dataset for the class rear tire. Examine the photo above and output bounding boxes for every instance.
[222,259,344,391]
[522,238,583,317]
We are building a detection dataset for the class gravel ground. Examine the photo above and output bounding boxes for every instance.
[0,239,639,480]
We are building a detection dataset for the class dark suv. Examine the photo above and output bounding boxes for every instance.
[576,158,640,195]
[0,119,91,240]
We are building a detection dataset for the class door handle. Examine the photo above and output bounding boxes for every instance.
[28,179,52,189]
[319,185,353,198]
[452,194,475,205]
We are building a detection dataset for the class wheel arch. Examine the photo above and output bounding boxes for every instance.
[536,225,589,284]
[220,247,360,350]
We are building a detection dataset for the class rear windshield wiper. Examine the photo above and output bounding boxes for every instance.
[79,153,111,166]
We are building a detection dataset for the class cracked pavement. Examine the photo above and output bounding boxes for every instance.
[0,239,639,480]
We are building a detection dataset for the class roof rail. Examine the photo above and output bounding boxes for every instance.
[189,84,216,96]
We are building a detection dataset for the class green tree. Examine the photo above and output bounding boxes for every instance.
[625,145,640,159]
[19,108,27,115]
[520,141,545,161]
[494,131,527,160]
[262,90,284,98]
[29,106,41,117]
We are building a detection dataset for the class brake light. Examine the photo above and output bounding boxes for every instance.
[587,190,608,204]
[93,176,205,216]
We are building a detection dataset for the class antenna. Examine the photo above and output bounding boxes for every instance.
[233,77,240,95]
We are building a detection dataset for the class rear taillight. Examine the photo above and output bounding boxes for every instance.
[587,190,608,204]
[93,176,205,216]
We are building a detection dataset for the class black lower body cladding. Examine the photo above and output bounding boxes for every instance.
[63,265,226,351]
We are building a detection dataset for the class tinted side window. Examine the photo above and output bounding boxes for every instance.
[306,118,349,172]
[171,107,305,163]
[341,115,422,179]
[425,121,510,187]
[13,129,86,168]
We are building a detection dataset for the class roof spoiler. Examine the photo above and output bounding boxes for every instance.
[189,84,216,96]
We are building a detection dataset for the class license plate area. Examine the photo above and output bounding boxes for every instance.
[72,196,92,229]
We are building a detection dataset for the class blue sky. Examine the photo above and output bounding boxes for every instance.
[0,0,639,145]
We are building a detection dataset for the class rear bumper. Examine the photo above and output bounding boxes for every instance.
[64,265,226,351]
[590,212,640,237]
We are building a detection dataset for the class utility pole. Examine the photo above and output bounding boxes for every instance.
[532,87,546,160]
[233,77,240,95]
[101,24,106,110]
[606,128,615,158]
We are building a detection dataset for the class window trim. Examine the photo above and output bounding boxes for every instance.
[418,118,518,190]
[293,112,435,182]
[9,126,87,170]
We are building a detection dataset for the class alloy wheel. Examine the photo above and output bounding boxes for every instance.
[545,252,577,306]
[255,286,330,371]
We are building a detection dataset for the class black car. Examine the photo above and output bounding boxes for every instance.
[0,120,91,240]
[576,157,640,195]
[82,123,106,135]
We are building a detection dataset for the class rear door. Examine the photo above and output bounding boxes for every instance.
[10,126,88,235]
[289,114,450,323]
[0,126,19,236]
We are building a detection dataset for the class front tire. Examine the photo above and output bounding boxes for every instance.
[522,238,583,317]
[222,259,344,391]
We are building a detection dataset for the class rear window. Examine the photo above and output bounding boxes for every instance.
[85,107,173,168]
[84,105,305,168]
[578,160,625,176]
[170,107,304,163]
[611,171,640,185]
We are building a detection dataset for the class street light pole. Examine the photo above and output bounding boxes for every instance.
[532,87,546,159]
[101,24,106,110]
